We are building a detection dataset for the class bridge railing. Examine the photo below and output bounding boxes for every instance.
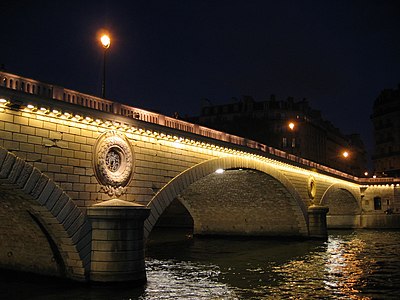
[0,70,361,181]
[359,177,400,185]
[1,71,53,98]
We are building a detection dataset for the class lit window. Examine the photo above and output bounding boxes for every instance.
[282,137,287,148]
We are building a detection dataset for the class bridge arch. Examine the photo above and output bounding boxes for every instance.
[145,156,309,238]
[0,147,91,281]
[320,183,361,228]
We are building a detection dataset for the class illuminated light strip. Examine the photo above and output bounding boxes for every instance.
[1,101,381,187]
[0,99,382,183]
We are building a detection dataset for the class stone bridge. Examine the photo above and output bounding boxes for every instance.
[0,71,399,284]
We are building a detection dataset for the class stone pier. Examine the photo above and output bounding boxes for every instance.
[307,205,329,239]
[87,199,150,283]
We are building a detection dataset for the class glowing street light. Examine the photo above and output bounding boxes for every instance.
[100,33,111,99]
[100,34,111,49]
[342,151,349,158]
[288,122,295,130]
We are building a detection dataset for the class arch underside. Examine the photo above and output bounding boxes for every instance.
[146,157,309,238]
[0,147,91,280]
[321,184,361,228]
[181,169,306,236]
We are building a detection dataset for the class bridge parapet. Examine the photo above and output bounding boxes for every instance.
[0,70,358,182]
[359,177,400,186]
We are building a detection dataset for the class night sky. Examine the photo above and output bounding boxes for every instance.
[2,0,400,157]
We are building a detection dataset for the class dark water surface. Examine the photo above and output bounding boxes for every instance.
[1,229,400,299]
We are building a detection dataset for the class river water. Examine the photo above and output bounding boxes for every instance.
[1,229,400,299]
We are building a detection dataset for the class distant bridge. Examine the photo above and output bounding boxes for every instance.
[0,71,399,284]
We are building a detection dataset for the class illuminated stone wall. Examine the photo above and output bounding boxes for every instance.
[0,101,220,210]
[360,185,400,228]
[1,75,400,283]
[181,169,306,236]
[0,147,90,280]
[0,89,399,243]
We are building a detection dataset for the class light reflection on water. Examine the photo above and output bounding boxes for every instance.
[140,259,237,299]
[0,230,399,299]
[144,229,400,300]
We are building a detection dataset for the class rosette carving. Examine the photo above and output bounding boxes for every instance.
[93,131,134,197]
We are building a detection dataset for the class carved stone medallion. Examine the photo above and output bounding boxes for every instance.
[93,131,134,197]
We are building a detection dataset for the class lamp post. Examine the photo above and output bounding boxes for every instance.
[288,121,296,154]
[100,34,111,99]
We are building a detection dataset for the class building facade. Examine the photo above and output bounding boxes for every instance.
[193,95,367,176]
[371,84,400,177]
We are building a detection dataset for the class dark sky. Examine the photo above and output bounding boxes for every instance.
[1,0,400,157]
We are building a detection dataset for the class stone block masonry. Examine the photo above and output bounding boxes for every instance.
[1,84,399,284]
[87,199,150,283]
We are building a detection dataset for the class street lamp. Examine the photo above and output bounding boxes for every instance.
[100,33,111,99]
[342,150,349,158]
[287,121,296,153]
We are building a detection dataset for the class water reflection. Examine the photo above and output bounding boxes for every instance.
[146,229,400,299]
[140,259,236,299]
[324,234,368,298]
[1,229,399,299]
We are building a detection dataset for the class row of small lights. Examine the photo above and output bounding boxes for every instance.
[18,100,330,176]
[0,98,259,155]
[360,184,400,188]
[1,97,399,187]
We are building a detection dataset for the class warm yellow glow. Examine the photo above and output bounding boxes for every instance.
[215,168,224,174]
[0,98,7,103]
[364,171,368,176]
[100,34,111,49]
[27,104,35,109]
[342,151,349,158]
[173,140,183,149]
[0,98,369,189]
[288,122,295,130]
